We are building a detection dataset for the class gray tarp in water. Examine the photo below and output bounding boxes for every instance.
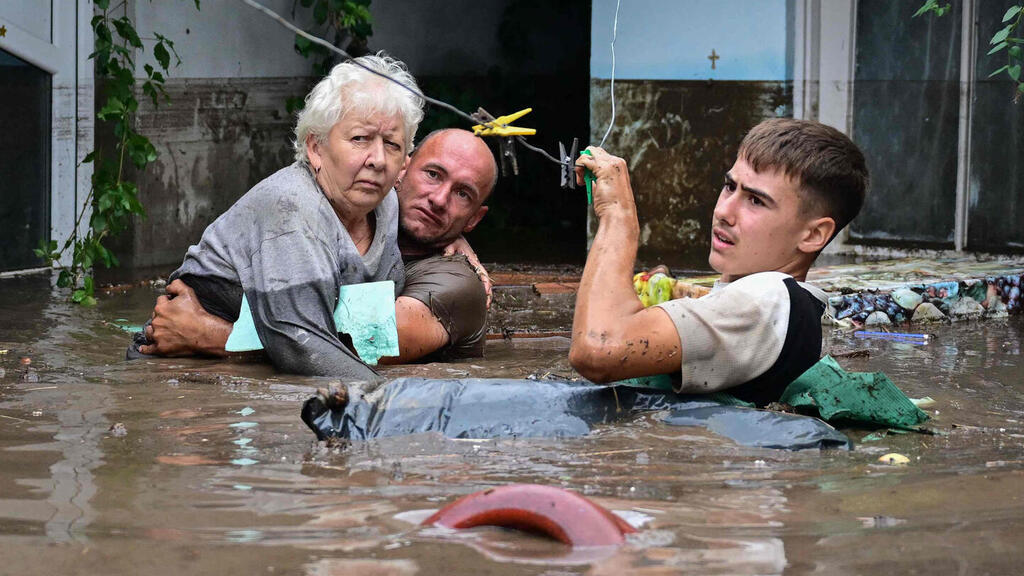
[303,378,851,451]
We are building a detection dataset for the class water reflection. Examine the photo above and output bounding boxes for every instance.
[0,278,1022,574]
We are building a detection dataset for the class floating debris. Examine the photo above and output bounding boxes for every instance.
[108,422,128,437]
[858,516,906,528]
[823,273,1024,327]
[877,453,911,465]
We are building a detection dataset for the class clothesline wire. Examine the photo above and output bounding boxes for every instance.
[598,0,621,148]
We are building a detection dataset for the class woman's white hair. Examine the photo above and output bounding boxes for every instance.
[294,52,425,165]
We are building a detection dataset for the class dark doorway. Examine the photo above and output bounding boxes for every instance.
[384,0,591,264]
[0,48,51,272]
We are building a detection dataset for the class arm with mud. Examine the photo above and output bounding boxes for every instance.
[569,147,684,383]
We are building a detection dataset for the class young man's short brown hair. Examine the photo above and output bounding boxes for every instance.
[738,118,869,241]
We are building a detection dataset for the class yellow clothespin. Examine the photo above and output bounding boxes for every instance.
[472,108,537,137]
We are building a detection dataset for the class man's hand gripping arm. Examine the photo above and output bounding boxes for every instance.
[140,279,231,357]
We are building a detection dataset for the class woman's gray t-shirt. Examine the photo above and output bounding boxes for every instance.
[170,162,404,379]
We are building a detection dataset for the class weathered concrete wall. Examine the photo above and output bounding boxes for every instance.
[589,79,791,270]
[105,77,311,273]
[589,0,794,270]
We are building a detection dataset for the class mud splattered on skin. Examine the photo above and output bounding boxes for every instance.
[0,276,1022,575]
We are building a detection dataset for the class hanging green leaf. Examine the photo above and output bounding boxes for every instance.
[989,41,1009,55]
[153,41,171,70]
[989,64,1011,78]
[112,17,143,48]
[992,24,1014,45]
[1003,5,1022,23]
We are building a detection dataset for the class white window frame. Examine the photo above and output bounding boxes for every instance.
[0,1,93,273]
[795,0,981,254]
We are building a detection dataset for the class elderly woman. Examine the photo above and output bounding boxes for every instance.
[147,54,423,379]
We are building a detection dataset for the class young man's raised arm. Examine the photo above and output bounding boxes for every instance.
[569,147,683,383]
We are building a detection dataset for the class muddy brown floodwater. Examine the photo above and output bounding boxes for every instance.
[0,274,1022,575]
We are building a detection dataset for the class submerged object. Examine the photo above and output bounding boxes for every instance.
[422,484,635,547]
[878,453,911,465]
[300,378,852,450]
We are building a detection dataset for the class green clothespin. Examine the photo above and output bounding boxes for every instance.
[581,149,596,205]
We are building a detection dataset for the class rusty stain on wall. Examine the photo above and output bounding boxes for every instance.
[105,77,313,273]
[589,79,791,271]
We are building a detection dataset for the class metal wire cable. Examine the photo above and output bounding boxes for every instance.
[240,0,571,167]
[598,0,621,148]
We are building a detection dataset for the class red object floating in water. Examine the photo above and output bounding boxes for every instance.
[421,484,635,547]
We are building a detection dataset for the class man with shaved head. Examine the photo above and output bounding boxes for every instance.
[137,128,498,363]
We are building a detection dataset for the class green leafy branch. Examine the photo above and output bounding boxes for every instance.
[34,0,196,305]
[915,2,1024,102]
[286,0,374,114]
[913,0,952,18]
[987,4,1024,102]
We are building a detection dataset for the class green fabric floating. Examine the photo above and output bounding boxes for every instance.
[616,373,675,391]
[780,355,929,430]
[224,281,399,365]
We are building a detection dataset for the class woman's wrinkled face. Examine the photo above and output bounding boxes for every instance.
[306,110,407,219]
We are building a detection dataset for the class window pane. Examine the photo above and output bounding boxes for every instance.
[849,0,961,246]
[968,1,1024,252]
[0,49,50,272]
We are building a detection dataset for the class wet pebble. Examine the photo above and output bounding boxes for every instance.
[31,409,42,417]
[865,311,891,326]
[891,287,923,311]
[108,422,128,437]
[911,302,947,323]
[950,297,985,320]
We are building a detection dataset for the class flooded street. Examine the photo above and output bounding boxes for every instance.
[1,274,1022,575]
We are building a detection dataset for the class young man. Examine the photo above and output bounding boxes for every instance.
[570,118,869,406]
[136,128,496,364]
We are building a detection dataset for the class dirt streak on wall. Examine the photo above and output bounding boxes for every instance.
[104,77,312,275]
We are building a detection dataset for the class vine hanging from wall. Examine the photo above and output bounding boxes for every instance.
[915,1,1024,102]
[35,0,200,305]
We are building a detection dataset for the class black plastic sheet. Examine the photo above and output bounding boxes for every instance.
[303,378,851,451]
